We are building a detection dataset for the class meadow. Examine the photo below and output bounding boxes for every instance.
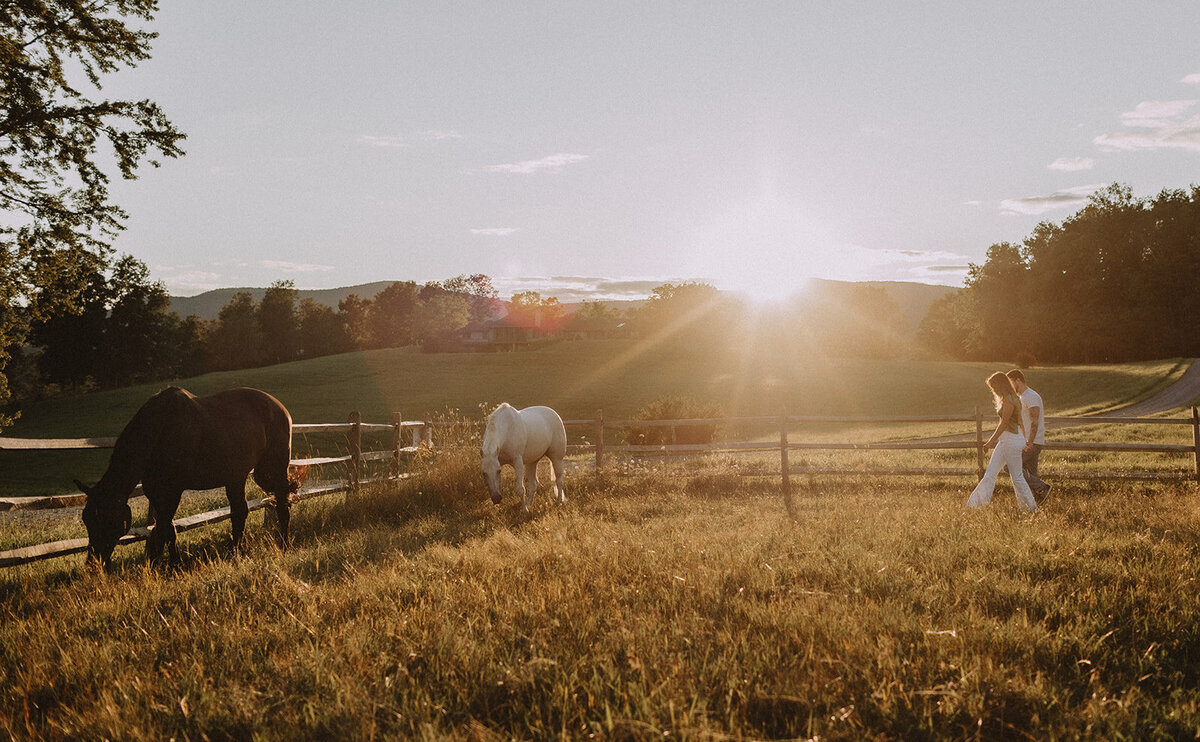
[0,339,1190,497]
[1,342,1199,739]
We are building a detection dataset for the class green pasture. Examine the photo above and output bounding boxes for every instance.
[2,445,1199,739]
[0,341,1192,497]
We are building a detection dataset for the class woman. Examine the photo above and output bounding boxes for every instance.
[966,372,1039,512]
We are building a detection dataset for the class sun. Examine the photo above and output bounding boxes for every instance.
[686,189,849,304]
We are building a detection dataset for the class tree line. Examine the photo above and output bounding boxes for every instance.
[919,183,1200,364]
[7,269,515,398]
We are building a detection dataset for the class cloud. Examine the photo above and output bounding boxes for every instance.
[1093,100,1200,153]
[490,276,669,302]
[157,270,224,294]
[358,135,407,148]
[1182,73,1200,85]
[1000,184,1104,215]
[420,129,462,140]
[1048,156,1095,172]
[258,260,335,273]
[483,153,590,174]
[470,227,518,236]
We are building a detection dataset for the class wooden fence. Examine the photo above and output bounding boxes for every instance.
[0,414,433,568]
[2,406,1197,567]
[545,407,1200,515]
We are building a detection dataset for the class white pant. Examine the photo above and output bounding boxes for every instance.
[966,431,1038,511]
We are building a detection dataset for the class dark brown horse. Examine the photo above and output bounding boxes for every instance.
[75,387,300,568]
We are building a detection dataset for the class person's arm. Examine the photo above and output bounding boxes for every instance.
[985,400,1018,449]
[1024,405,1041,451]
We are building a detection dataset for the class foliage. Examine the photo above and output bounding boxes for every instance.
[366,281,419,349]
[625,396,721,445]
[28,254,188,391]
[795,283,911,359]
[0,0,185,425]
[257,281,300,366]
[204,292,260,372]
[297,299,353,359]
[937,183,1200,362]
[508,290,566,331]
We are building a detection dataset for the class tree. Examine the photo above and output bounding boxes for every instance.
[508,290,566,331]
[435,273,500,324]
[206,292,261,371]
[633,282,735,351]
[415,291,470,345]
[298,298,353,358]
[1,1,185,423]
[95,254,177,387]
[338,293,372,349]
[258,280,300,365]
[367,281,419,348]
[28,254,188,391]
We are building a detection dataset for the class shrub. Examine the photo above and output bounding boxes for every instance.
[1015,351,1037,369]
[624,396,721,445]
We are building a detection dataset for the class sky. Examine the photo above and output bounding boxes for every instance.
[97,1,1200,301]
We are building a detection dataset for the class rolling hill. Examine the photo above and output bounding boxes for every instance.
[168,278,959,327]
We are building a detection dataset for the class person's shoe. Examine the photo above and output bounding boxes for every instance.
[1037,485,1051,504]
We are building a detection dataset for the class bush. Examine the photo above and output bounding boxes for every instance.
[1015,351,1037,369]
[624,396,721,445]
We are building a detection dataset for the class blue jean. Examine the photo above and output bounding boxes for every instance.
[1023,443,1048,494]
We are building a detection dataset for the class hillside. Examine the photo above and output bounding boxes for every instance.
[167,278,959,325]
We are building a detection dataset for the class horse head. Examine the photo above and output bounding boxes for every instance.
[481,452,503,505]
[75,479,132,569]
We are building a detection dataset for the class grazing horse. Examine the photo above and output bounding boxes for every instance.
[74,386,300,568]
[481,403,567,513]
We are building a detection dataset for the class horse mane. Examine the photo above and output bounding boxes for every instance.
[482,403,516,458]
[97,387,196,497]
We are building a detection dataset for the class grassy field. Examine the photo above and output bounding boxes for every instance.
[2,443,1199,740]
[0,340,1192,497]
[2,346,1198,738]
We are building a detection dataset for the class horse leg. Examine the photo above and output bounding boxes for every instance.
[274,490,292,549]
[252,457,293,548]
[551,456,566,505]
[228,480,249,551]
[146,488,182,567]
[523,459,539,513]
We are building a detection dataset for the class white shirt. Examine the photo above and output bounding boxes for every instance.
[1020,388,1046,445]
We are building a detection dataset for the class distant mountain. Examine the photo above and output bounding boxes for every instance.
[168,282,395,321]
[169,278,960,328]
[808,279,959,329]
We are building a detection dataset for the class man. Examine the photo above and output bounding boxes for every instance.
[1007,369,1050,502]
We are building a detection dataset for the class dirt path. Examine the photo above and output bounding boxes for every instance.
[1092,358,1200,418]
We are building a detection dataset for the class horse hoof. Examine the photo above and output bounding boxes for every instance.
[491,494,502,505]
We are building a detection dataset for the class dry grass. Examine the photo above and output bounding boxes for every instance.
[2,441,1199,740]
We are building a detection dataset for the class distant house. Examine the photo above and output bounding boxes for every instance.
[458,316,545,352]
[563,314,625,341]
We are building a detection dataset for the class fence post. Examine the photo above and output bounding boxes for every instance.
[1192,406,1199,483]
[390,412,403,479]
[780,413,793,517]
[595,409,605,470]
[346,410,361,493]
[975,405,984,479]
[423,422,433,448]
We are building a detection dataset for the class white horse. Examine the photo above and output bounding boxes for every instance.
[481,403,567,513]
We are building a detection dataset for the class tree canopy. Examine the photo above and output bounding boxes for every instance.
[920,183,1200,363]
[1,0,185,424]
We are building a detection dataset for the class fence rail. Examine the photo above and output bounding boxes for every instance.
[0,413,433,568]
